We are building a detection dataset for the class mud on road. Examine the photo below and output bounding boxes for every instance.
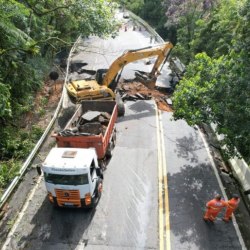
[118,81,173,112]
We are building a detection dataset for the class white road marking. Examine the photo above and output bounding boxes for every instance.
[2,175,43,250]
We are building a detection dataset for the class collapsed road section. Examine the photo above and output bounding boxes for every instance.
[117,80,173,112]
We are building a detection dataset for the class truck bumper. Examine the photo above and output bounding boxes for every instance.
[50,196,95,208]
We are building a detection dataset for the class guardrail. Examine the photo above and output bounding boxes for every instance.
[127,10,164,44]
[0,10,158,210]
[0,36,82,210]
[229,157,250,200]
[210,124,250,202]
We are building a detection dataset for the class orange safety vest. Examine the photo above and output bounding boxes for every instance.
[227,198,240,210]
[206,199,227,212]
[204,198,227,221]
[223,198,240,221]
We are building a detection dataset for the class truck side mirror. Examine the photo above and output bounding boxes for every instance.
[36,165,42,176]
[96,168,103,179]
[96,168,101,176]
[244,189,250,195]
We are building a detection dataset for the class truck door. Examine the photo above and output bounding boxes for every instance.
[89,159,97,195]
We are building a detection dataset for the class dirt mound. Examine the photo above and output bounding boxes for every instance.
[118,81,173,112]
[21,79,64,129]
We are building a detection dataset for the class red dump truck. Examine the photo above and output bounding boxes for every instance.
[36,100,118,208]
[53,100,118,169]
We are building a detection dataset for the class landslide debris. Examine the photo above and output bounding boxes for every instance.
[58,110,111,136]
[117,81,173,112]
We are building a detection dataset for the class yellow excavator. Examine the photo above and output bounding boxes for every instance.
[66,42,173,103]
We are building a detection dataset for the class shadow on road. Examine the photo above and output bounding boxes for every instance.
[13,198,96,250]
[174,132,205,164]
[118,100,156,123]
[168,162,242,250]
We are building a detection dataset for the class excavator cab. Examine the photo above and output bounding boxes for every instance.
[95,69,118,91]
[95,69,108,85]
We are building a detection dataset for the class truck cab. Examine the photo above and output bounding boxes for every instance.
[41,147,103,208]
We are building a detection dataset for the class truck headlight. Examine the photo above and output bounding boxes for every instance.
[85,193,91,206]
[48,192,54,203]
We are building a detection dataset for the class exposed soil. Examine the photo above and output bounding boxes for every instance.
[118,81,173,112]
[23,79,64,129]
[0,78,65,234]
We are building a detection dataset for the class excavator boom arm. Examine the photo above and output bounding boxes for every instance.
[102,42,173,86]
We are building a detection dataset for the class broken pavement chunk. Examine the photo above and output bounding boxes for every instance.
[78,122,102,135]
[166,98,172,105]
[101,112,111,120]
[81,111,101,122]
[136,93,145,99]
[98,115,109,125]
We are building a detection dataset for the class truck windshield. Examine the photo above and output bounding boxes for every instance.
[44,173,89,185]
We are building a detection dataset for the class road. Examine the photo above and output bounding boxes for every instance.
[68,12,171,86]
[0,9,247,250]
[162,112,243,249]
[1,101,244,250]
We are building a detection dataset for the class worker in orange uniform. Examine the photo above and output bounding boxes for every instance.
[203,194,227,222]
[223,194,240,222]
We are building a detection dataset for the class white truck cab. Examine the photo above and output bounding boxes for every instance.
[40,147,103,208]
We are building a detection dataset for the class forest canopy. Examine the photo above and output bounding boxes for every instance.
[0,0,117,121]
[0,0,118,190]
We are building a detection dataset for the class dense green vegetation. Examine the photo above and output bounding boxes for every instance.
[119,0,250,162]
[0,0,118,195]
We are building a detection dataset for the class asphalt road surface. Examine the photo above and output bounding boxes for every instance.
[162,112,243,249]
[68,11,169,85]
[1,101,245,250]
[0,9,247,250]
[2,100,159,250]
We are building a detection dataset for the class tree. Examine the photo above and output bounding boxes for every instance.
[165,0,218,62]
[191,0,244,58]
[0,0,118,118]
[138,0,169,38]
[0,82,11,119]
[172,0,250,161]
[114,0,144,14]
[0,0,118,162]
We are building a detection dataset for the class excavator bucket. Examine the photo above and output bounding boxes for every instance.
[134,71,156,90]
[140,80,156,90]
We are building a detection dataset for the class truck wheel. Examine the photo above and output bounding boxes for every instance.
[116,93,125,116]
[99,159,107,171]
[92,179,103,207]
[106,140,114,158]
[98,168,104,179]
[117,102,125,117]
[112,128,117,146]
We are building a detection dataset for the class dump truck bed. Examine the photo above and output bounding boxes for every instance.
[54,101,118,159]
